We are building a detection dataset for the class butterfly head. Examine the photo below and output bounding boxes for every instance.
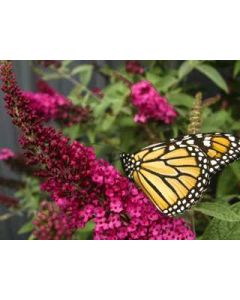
[120,152,137,179]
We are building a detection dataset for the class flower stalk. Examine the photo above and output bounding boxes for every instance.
[188,92,203,134]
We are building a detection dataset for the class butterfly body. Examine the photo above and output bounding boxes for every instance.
[120,133,240,216]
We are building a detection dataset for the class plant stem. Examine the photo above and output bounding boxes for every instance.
[51,66,100,101]
[202,94,221,107]
[143,124,158,143]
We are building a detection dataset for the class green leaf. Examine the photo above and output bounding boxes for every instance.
[94,82,128,120]
[63,124,81,140]
[61,60,73,68]
[216,161,240,197]
[201,110,232,132]
[72,220,95,240]
[194,202,240,222]
[86,129,96,144]
[233,61,240,78]
[103,82,129,99]
[101,114,116,131]
[18,221,34,235]
[100,65,113,76]
[93,96,113,116]
[111,96,126,115]
[231,161,240,181]
[156,75,178,92]
[178,60,201,79]
[145,72,161,86]
[68,85,85,105]
[42,73,63,81]
[167,93,194,108]
[71,64,93,86]
[15,177,42,213]
[231,121,240,131]
[202,203,240,240]
[195,64,228,93]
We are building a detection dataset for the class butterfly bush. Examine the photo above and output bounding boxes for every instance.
[126,60,145,75]
[0,62,194,240]
[23,80,90,125]
[37,60,62,68]
[33,201,73,240]
[91,87,104,99]
[0,148,15,161]
[131,80,177,124]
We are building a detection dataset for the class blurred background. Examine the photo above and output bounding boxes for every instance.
[1,60,240,239]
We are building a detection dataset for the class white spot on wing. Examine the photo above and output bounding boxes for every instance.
[203,140,211,147]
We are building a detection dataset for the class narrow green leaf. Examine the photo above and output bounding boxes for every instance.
[61,60,73,68]
[233,61,240,78]
[194,202,240,222]
[71,64,93,86]
[178,60,202,79]
[42,73,63,81]
[167,93,195,108]
[18,221,34,235]
[195,64,228,93]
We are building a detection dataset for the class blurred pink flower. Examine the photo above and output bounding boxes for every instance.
[37,60,62,68]
[0,148,15,161]
[23,80,90,125]
[131,80,177,124]
[92,87,104,99]
[32,201,72,240]
[126,61,144,75]
[22,90,67,121]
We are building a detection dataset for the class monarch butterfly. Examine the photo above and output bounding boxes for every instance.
[120,133,240,216]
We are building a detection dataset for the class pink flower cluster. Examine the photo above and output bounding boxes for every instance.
[0,62,194,240]
[33,201,72,240]
[22,84,67,121]
[126,61,144,75]
[92,87,104,99]
[40,146,194,240]
[23,80,90,125]
[90,160,195,240]
[0,148,15,161]
[131,80,177,124]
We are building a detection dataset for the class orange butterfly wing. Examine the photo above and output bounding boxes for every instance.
[132,143,210,216]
